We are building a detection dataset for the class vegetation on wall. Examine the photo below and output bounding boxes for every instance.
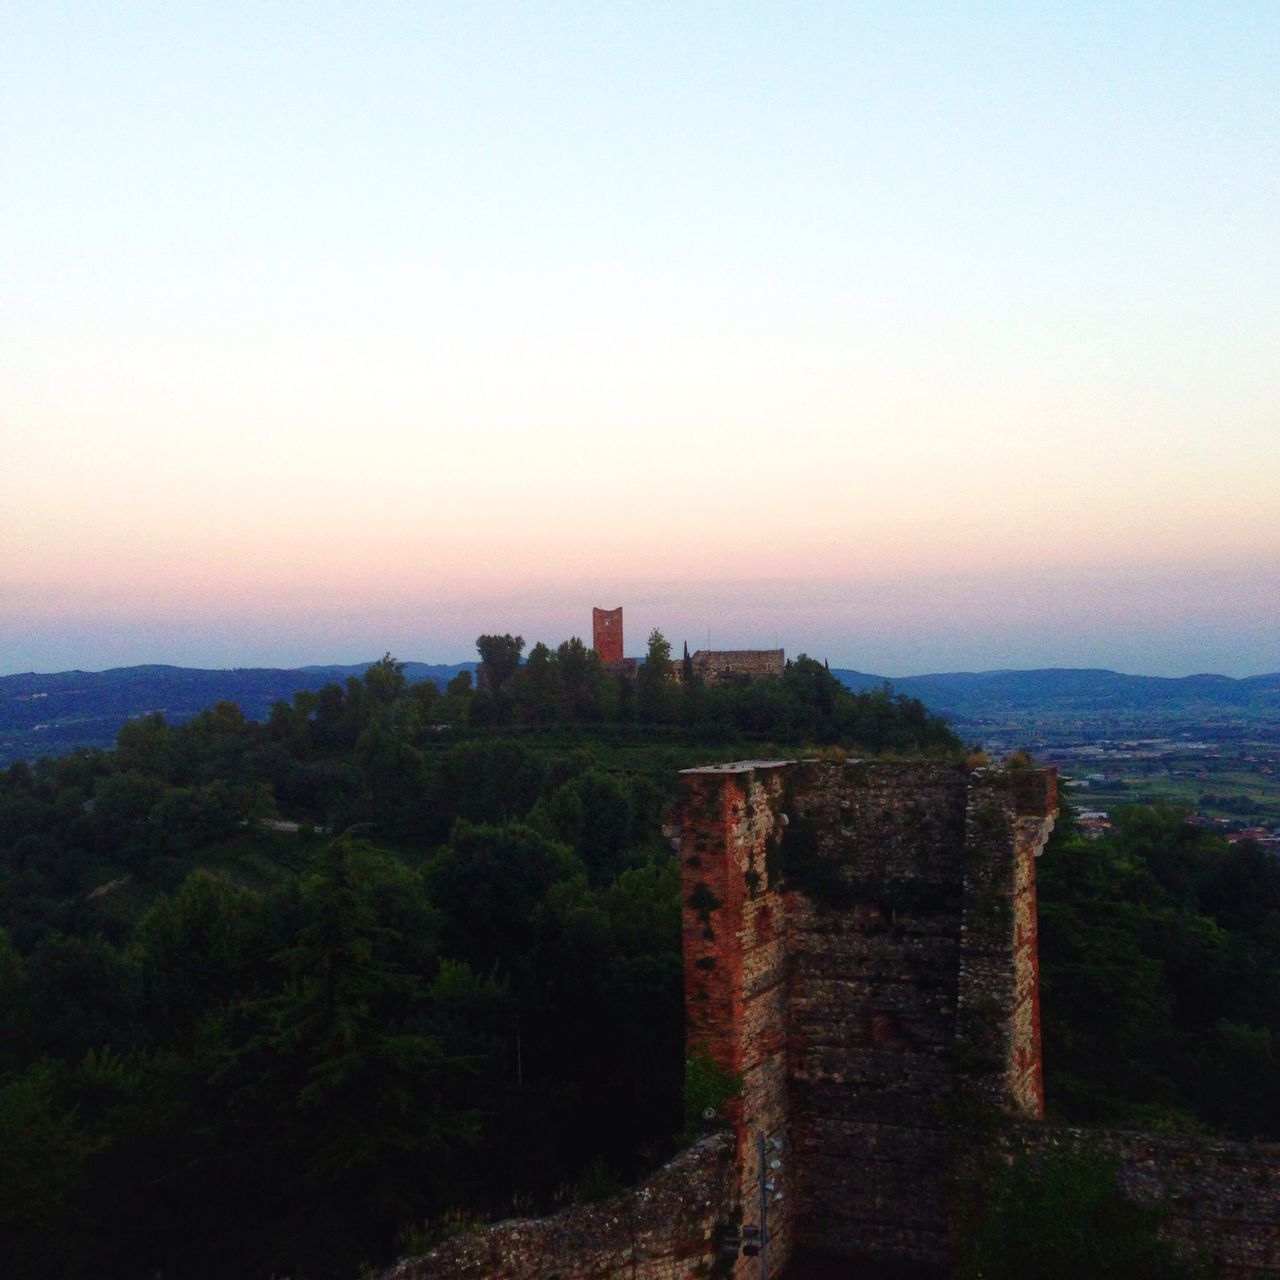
[681,1043,743,1142]
[956,1148,1205,1280]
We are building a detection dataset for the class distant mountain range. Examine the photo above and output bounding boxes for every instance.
[830,667,1280,718]
[1,661,1276,764]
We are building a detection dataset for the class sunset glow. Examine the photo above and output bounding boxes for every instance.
[3,2,1277,677]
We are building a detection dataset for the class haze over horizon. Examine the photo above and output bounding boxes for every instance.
[7,568,1278,683]
[4,3,1277,681]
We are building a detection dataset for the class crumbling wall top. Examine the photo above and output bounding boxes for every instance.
[679,758,796,775]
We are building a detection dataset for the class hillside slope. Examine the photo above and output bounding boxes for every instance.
[0,662,476,762]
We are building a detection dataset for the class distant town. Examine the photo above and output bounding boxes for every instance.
[985,726,1280,850]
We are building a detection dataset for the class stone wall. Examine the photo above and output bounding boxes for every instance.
[1002,1123,1280,1278]
[956,768,1054,1119]
[690,649,785,684]
[784,761,970,1270]
[671,758,1280,1278]
[678,761,796,1278]
[672,758,1056,1276]
[381,1134,735,1280]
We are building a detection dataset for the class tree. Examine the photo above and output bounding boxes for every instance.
[312,681,361,750]
[534,771,633,885]
[516,641,562,723]
[115,713,174,780]
[637,628,674,722]
[227,836,464,1277]
[432,739,545,832]
[129,870,265,1039]
[268,696,310,758]
[555,638,613,721]
[0,1062,97,1279]
[406,678,440,728]
[782,654,837,730]
[187,699,246,738]
[150,780,251,856]
[88,771,167,871]
[26,932,137,1062]
[362,653,407,710]
[0,928,34,1071]
[476,634,524,696]
[437,670,474,727]
[427,820,577,977]
[355,721,426,833]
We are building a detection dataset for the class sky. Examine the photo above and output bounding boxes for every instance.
[3,1,1277,678]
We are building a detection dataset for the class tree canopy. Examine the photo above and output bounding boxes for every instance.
[27,629,1260,1279]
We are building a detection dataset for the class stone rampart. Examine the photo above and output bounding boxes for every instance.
[690,649,785,684]
[381,1133,734,1280]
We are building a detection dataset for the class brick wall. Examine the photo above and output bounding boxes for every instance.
[592,608,624,664]
[672,758,1056,1275]
[678,761,795,1279]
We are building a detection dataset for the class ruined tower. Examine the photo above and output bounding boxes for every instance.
[672,758,1056,1277]
[592,606,624,664]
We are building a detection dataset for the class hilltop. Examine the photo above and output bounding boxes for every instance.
[2,660,1276,766]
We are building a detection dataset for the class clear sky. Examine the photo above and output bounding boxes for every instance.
[3,1,1277,677]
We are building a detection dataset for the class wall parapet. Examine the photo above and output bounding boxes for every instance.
[380,1133,735,1280]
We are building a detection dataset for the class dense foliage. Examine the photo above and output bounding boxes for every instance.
[10,636,1269,1278]
[0,642,956,1280]
[1040,798,1280,1136]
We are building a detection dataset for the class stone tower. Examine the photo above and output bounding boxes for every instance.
[671,758,1056,1276]
[592,606,624,664]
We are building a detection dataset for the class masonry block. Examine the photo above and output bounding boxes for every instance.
[672,758,1056,1274]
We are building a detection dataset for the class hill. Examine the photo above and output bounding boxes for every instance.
[0,662,475,763]
[3,660,1276,766]
[832,667,1280,716]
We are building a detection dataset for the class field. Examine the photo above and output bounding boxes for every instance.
[968,710,1280,834]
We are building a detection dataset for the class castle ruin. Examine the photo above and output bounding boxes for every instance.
[674,758,1053,1275]
[592,607,624,665]
[590,605,784,684]
[389,758,1280,1280]
[686,648,785,684]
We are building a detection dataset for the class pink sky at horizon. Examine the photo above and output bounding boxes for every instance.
[3,4,1277,679]
[6,554,1277,679]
